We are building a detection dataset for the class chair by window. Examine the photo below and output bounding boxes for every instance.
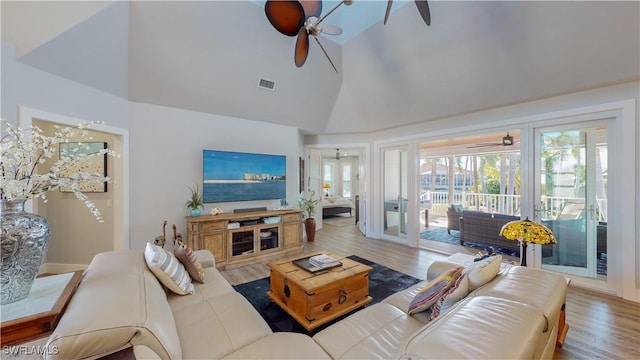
[446,204,463,234]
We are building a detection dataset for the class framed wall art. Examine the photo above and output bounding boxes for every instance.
[59,142,108,192]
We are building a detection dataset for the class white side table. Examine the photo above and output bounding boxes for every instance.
[1,271,83,346]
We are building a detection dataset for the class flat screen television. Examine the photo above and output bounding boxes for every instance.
[203,150,286,203]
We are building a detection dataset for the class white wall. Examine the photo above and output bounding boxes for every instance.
[1,42,128,130]
[1,41,129,270]
[128,102,303,250]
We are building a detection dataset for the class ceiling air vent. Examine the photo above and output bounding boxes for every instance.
[258,78,276,91]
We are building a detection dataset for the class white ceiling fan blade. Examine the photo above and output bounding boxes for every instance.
[321,23,343,35]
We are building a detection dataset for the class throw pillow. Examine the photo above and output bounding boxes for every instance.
[174,240,205,283]
[144,242,195,295]
[408,266,463,315]
[429,273,469,321]
[463,255,502,291]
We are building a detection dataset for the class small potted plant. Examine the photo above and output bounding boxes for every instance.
[185,183,204,217]
[298,191,320,242]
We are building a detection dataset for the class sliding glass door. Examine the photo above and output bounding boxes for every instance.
[383,147,408,239]
[536,125,607,279]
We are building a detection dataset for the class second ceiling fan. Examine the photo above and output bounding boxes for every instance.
[265,0,352,73]
[467,132,517,149]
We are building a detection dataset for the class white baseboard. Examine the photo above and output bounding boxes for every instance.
[39,262,88,274]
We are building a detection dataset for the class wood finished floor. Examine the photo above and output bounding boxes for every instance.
[222,222,640,360]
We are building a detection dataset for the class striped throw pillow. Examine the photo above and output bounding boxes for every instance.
[144,242,195,295]
[408,266,463,315]
[429,273,469,321]
[174,240,205,283]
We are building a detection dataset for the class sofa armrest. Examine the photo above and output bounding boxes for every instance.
[46,250,182,360]
[134,345,161,360]
[426,259,466,281]
[396,296,546,359]
[193,249,215,268]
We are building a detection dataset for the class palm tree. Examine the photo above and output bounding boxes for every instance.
[478,156,486,195]
[506,153,519,214]
[430,158,437,193]
[471,155,478,193]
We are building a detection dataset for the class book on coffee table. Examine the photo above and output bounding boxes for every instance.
[293,255,342,273]
[309,254,341,268]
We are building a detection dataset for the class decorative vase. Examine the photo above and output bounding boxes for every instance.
[190,209,201,217]
[1,199,50,304]
[304,218,316,242]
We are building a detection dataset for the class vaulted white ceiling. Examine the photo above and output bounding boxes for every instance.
[2,1,638,135]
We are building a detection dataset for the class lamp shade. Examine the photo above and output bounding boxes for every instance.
[499,217,556,267]
[323,183,331,189]
[499,218,557,245]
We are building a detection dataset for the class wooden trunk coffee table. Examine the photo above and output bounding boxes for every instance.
[267,253,373,332]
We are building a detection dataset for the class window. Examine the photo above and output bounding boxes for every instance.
[323,163,334,196]
[342,164,352,197]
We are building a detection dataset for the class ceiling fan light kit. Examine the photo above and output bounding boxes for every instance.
[502,133,514,146]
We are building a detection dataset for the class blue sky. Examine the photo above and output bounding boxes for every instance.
[203,150,286,180]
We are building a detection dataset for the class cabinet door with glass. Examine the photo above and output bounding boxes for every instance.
[257,224,281,252]
[229,228,255,257]
[229,224,282,258]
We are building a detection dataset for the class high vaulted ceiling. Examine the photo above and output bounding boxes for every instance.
[2,1,638,135]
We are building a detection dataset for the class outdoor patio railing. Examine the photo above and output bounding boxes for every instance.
[421,191,607,221]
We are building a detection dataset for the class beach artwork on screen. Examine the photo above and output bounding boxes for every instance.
[203,150,286,203]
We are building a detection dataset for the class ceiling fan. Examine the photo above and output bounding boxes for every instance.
[384,0,431,26]
[265,0,352,73]
[467,132,517,149]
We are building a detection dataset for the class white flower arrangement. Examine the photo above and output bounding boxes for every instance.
[1,119,118,222]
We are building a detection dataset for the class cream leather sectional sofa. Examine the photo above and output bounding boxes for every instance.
[45,249,568,359]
